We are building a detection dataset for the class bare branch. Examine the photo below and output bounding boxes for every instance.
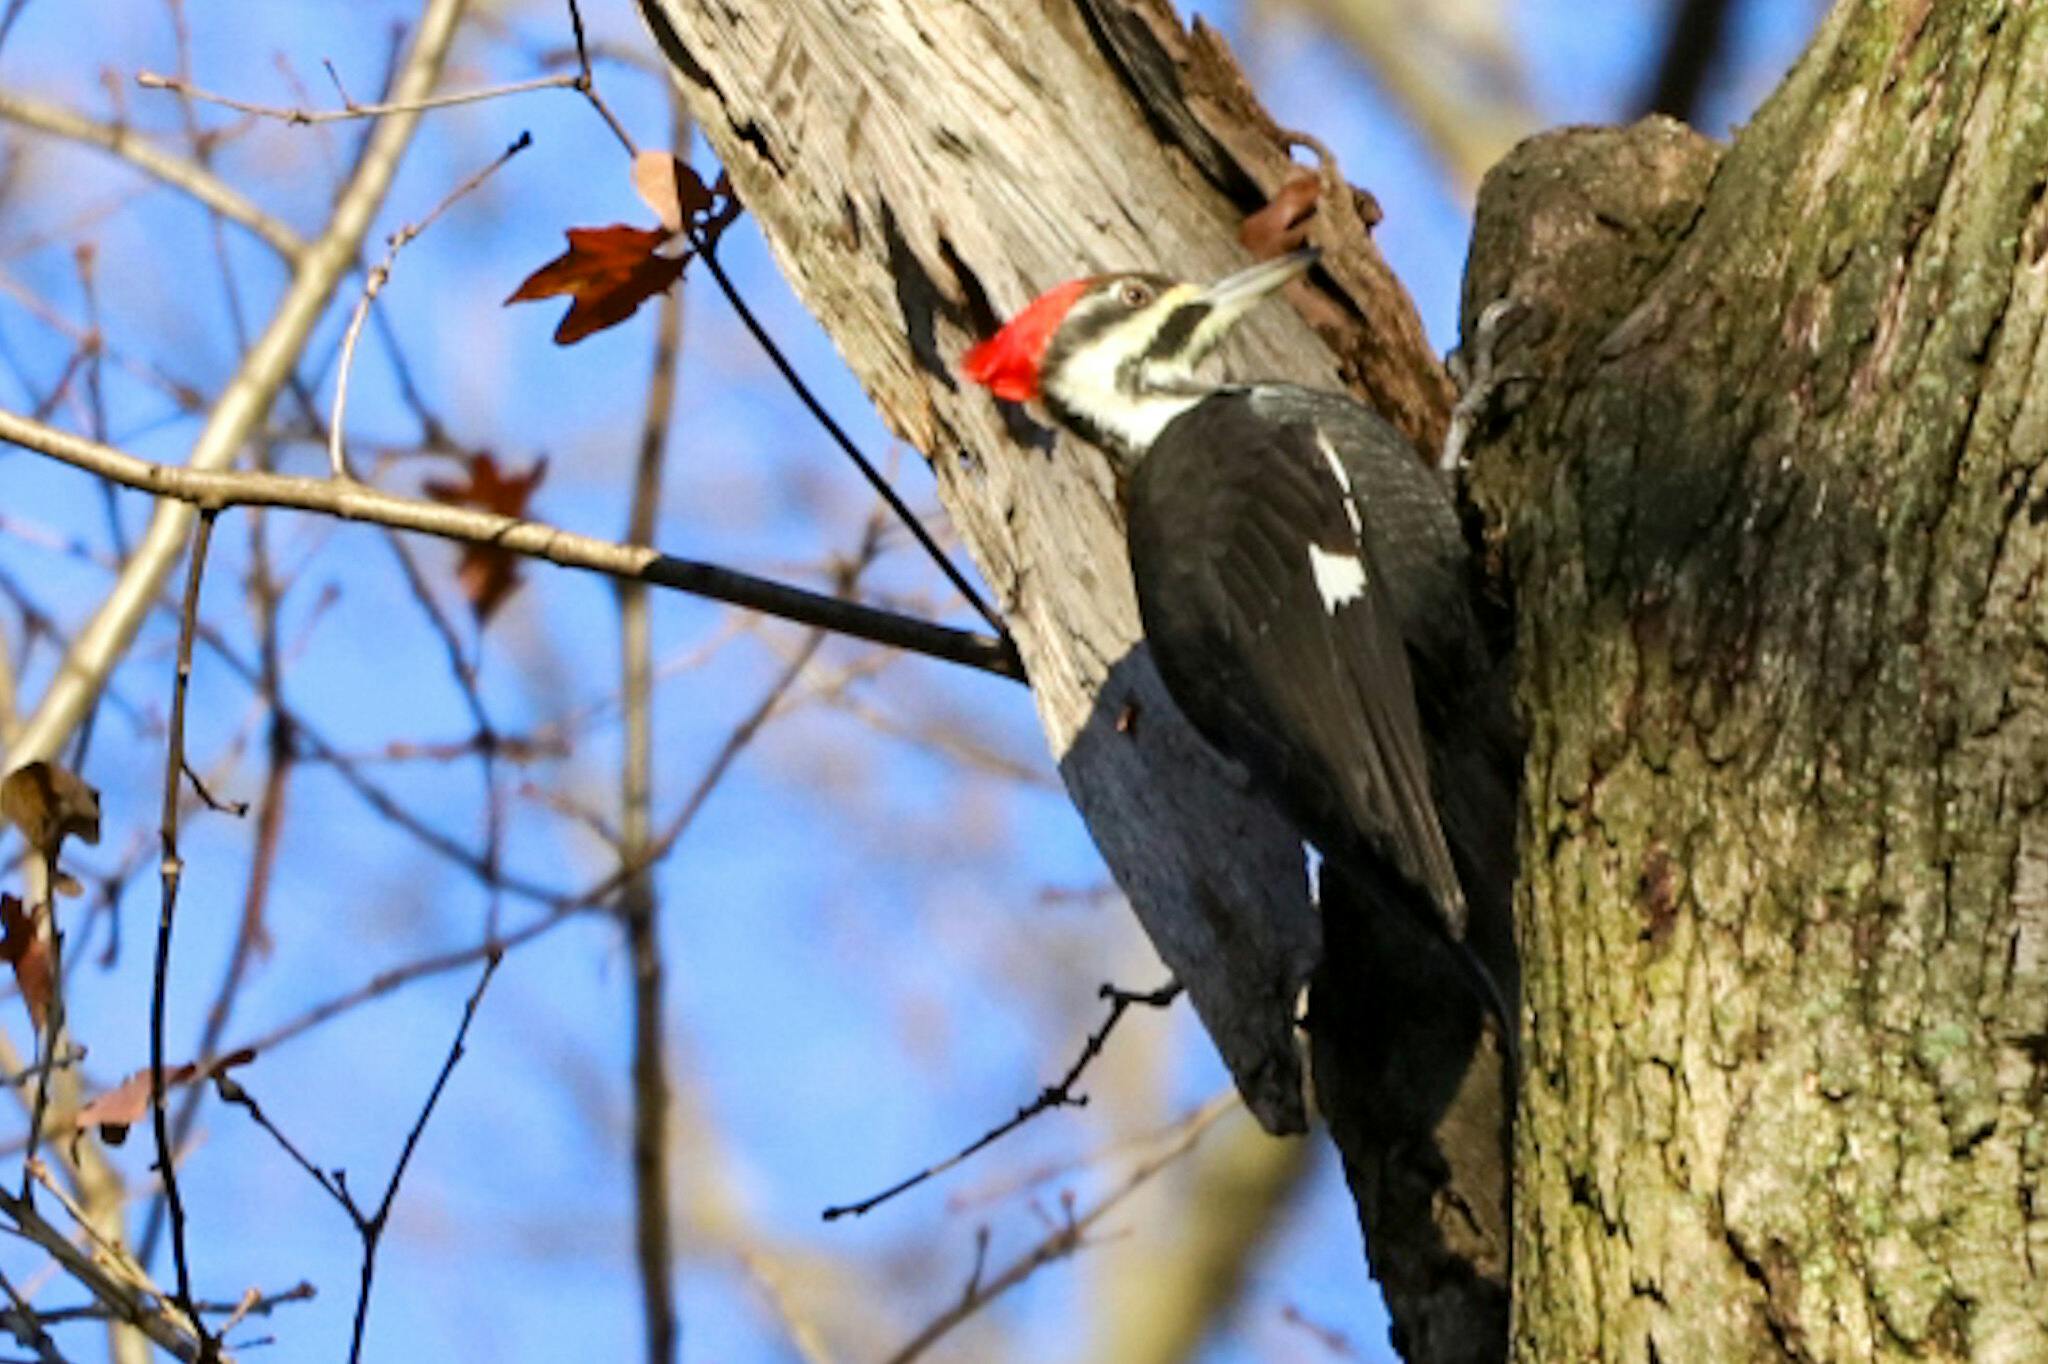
[0,1167,206,1360]
[3,0,467,777]
[563,0,636,154]
[620,90,688,1364]
[824,981,1181,1221]
[0,89,307,265]
[880,1093,1238,1364]
[693,242,1006,639]
[346,954,496,1362]
[0,409,1025,681]
[329,130,532,479]
[151,510,219,1358]
[219,959,501,1364]
[134,69,577,127]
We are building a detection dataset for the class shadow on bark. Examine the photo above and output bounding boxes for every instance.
[1056,644,1321,1130]
[1064,644,1518,1364]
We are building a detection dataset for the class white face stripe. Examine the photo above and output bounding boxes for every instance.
[1043,301,1204,453]
[1309,544,1369,611]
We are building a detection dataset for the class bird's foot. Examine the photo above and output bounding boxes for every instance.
[1441,296,1537,474]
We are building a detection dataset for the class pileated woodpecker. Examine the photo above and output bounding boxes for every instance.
[962,248,1517,1037]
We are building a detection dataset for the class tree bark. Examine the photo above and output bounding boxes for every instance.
[635,0,1511,1358]
[1464,2,2048,1358]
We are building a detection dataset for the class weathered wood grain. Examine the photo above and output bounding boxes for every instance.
[637,0,1457,1134]
[634,4,1517,1356]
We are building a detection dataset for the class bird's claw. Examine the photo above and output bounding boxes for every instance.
[1441,296,1537,474]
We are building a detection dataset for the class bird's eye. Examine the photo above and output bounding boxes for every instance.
[1119,281,1152,308]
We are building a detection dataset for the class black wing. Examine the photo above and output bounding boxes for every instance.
[1126,388,1470,936]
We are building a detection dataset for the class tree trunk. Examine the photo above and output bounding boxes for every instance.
[642,0,2048,1358]
[635,0,1510,1356]
[1463,2,2048,1357]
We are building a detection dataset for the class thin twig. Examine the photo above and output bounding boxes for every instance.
[0,89,305,265]
[209,1077,342,1209]
[0,0,32,57]
[231,918,550,1064]
[345,954,497,1363]
[176,757,244,816]
[164,0,260,361]
[823,981,1181,1220]
[134,69,577,127]
[152,510,218,1360]
[23,1282,310,1328]
[691,239,1007,639]
[72,246,123,563]
[375,531,505,930]
[880,1093,1237,1364]
[0,409,1025,681]
[0,268,208,411]
[216,958,501,1362]
[563,0,635,155]
[0,1264,66,1364]
[329,131,532,480]
[0,1170,205,1360]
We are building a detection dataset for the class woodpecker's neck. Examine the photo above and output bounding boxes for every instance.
[1041,367,1219,467]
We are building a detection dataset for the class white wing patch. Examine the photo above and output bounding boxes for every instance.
[1314,431,1365,535]
[1308,544,1368,611]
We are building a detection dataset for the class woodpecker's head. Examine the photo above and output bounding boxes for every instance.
[963,248,1318,461]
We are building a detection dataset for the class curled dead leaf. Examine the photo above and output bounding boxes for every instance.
[77,1047,257,1145]
[3,761,99,895]
[631,151,715,234]
[1240,173,1322,259]
[0,894,50,1033]
[2,761,100,856]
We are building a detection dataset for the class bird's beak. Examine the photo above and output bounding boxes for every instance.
[1175,247,1318,367]
[1197,247,1319,315]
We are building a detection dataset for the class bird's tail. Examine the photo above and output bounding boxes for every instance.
[1315,852,1520,1078]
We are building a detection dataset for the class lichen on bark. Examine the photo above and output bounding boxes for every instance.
[1467,3,2048,1358]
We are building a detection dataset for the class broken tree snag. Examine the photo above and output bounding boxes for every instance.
[635,3,1518,1351]
[1467,5,2048,1360]
[633,0,1447,1135]
[1077,0,1453,451]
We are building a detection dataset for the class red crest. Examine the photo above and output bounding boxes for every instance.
[961,278,1092,402]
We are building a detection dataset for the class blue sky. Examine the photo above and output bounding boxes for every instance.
[0,2,1819,1360]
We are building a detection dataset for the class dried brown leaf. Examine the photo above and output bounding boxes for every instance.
[630,151,714,234]
[422,454,550,623]
[77,1047,257,1144]
[0,894,50,1033]
[2,761,100,859]
[1240,173,1321,259]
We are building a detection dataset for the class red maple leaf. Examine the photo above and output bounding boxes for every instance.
[509,154,743,347]
[423,453,549,623]
[506,224,686,345]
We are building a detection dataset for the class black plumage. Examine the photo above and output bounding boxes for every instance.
[1128,385,1511,967]
[962,252,1518,1033]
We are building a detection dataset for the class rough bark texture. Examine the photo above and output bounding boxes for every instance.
[635,0,1509,1357]
[1464,3,2048,1359]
